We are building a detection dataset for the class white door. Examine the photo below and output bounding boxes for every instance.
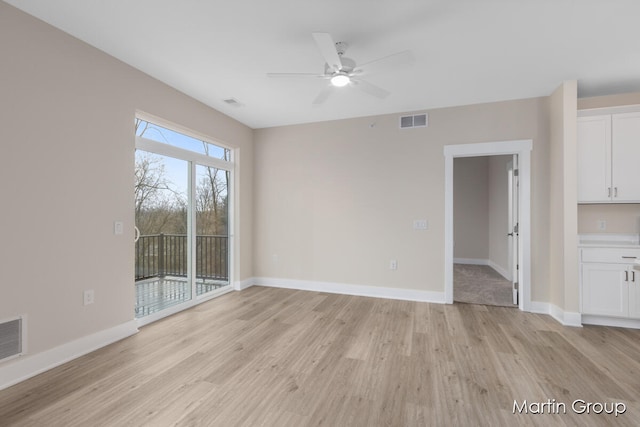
[507,155,519,305]
[577,115,611,202]
[612,112,640,202]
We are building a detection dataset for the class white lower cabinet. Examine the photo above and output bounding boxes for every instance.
[581,247,640,321]
[582,263,632,317]
[629,272,640,319]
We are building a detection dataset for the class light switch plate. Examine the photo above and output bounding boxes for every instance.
[413,219,428,230]
[114,221,124,235]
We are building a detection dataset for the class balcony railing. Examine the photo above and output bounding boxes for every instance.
[135,234,228,281]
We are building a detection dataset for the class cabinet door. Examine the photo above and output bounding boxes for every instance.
[582,263,628,317]
[577,115,611,203]
[629,268,640,319]
[612,112,640,202]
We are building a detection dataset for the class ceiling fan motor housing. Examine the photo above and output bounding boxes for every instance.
[335,41,348,56]
[325,56,356,74]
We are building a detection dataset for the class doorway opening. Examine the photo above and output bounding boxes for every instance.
[444,140,532,311]
[452,155,518,307]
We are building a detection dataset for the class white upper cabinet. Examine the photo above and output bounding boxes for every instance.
[611,112,640,202]
[578,110,640,203]
[577,115,611,202]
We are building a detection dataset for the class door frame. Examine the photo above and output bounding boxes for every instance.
[507,157,516,286]
[444,140,532,311]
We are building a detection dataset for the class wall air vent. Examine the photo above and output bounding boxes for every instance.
[0,317,23,362]
[400,113,428,129]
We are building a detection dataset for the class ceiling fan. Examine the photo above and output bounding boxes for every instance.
[267,32,413,105]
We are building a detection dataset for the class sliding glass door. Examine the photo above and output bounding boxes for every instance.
[134,117,233,322]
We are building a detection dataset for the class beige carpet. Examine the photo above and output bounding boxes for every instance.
[454,263,516,308]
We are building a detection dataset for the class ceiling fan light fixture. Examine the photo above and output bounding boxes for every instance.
[330,74,350,87]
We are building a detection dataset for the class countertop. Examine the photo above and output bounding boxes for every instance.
[579,234,640,249]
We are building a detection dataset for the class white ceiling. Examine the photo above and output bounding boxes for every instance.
[5,0,640,129]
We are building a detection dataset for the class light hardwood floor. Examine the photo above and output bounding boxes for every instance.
[1,286,639,426]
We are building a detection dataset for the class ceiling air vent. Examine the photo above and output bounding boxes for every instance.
[223,98,243,107]
[400,113,428,129]
[0,317,23,362]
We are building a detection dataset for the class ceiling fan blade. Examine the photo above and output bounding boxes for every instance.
[352,78,390,99]
[312,86,333,105]
[312,32,343,72]
[267,73,325,78]
[356,50,414,75]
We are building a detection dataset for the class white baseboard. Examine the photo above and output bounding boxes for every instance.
[453,258,489,265]
[487,260,511,281]
[581,315,640,329]
[253,277,446,304]
[239,278,588,329]
[0,320,138,391]
[234,277,255,291]
[530,301,582,327]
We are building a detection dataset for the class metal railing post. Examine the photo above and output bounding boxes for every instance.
[158,233,165,278]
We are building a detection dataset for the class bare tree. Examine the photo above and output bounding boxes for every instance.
[196,143,229,235]
[134,151,187,234]
[135,122,228,236]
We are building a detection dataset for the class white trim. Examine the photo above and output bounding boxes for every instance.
[136,136,234,171]
[578,104,640,117]
[453,258,489,265]
[582,315,640,329]
[234,277,255,291]
[444,140,532,312]
[254,277,446,304]
[0,320,138,391]
[136,110,235,151]
[530,302,583,327]
[230,148,239,294]
[443,139,533,157]
[488,260,511,281]
[579,233,640,245]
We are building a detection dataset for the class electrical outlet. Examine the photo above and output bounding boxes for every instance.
[390,260,398,270]
[597,220,607,231]
[84,289,95,306]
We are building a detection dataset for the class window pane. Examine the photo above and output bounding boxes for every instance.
[135,119,230,161]
[195,164,229,295]
[134,149,191,317]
